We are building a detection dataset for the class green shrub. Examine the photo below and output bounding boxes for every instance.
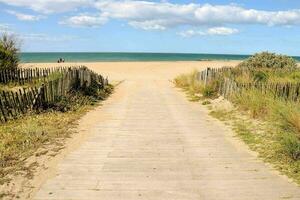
[238,52,297,70]
[253,71,268,82]
[281,133,300,160]
[0,34,19,70]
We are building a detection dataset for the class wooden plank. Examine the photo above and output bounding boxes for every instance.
[0,96,7,122]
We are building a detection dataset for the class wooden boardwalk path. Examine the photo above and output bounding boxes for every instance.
[34,78,300,200]
[27,61,299,200]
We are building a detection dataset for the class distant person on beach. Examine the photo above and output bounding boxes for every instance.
[57,58,65,63]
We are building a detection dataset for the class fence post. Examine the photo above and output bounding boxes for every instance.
[205,67,211,85]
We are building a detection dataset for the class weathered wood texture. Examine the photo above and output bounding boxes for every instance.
[0,67,60,85]
[197,67,300,101]
[0,67,108,122]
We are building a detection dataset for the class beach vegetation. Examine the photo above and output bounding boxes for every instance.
[174,70,218,99]
[0,33,20,70]
[238,51,297,70]
[0,64,114,199]
[0,82,113,194]
[174,52,300,183]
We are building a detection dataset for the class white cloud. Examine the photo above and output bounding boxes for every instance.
[178,27,239,37]
[207,27,239,35]
[1,0,300,29]
[95,1,197,22]
[6,10,44,21]
[92,1,300,29]
[0,0,93,14]
[128,21,167,30]
[193,4,300,26]
[95,1,199,29]
[178,29,205,38]
[20,33,77,42]
[60,14,108,27]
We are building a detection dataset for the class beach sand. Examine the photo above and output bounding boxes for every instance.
[21,61,240,81]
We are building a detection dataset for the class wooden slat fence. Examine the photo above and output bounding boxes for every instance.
[0,67,108,122]
[0,67,73,85]
[197,67,300,101]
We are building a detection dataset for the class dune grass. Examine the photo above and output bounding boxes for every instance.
[174,70,300,184]
[0,85,113,194]
[0,109,83,183]
[174,70,217,100]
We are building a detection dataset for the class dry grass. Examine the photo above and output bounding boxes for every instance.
[210,107,300,184]
[231,89,271,118]
[174,70,218,100]
[0,110,81,182]
[175,70,300,184]
[0,85,113,192]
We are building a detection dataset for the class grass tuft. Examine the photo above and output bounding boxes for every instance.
[174,70,218,100]
[175,68,300,184]
[281,133,300,160]
[0,84,113,186]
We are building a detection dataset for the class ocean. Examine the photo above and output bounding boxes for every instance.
[20,52,300,63]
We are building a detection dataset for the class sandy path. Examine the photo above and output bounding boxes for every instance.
[30,61,300,199]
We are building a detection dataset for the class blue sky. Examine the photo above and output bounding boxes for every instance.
[0,0,300,55]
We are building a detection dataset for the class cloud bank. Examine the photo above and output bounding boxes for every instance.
[64,1,300,31]
[1,0,300,36]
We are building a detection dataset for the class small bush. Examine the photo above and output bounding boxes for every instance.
[281,133,300,160]
[238,52,297,70]
[253,71,268,82]
[0,34,20,70]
